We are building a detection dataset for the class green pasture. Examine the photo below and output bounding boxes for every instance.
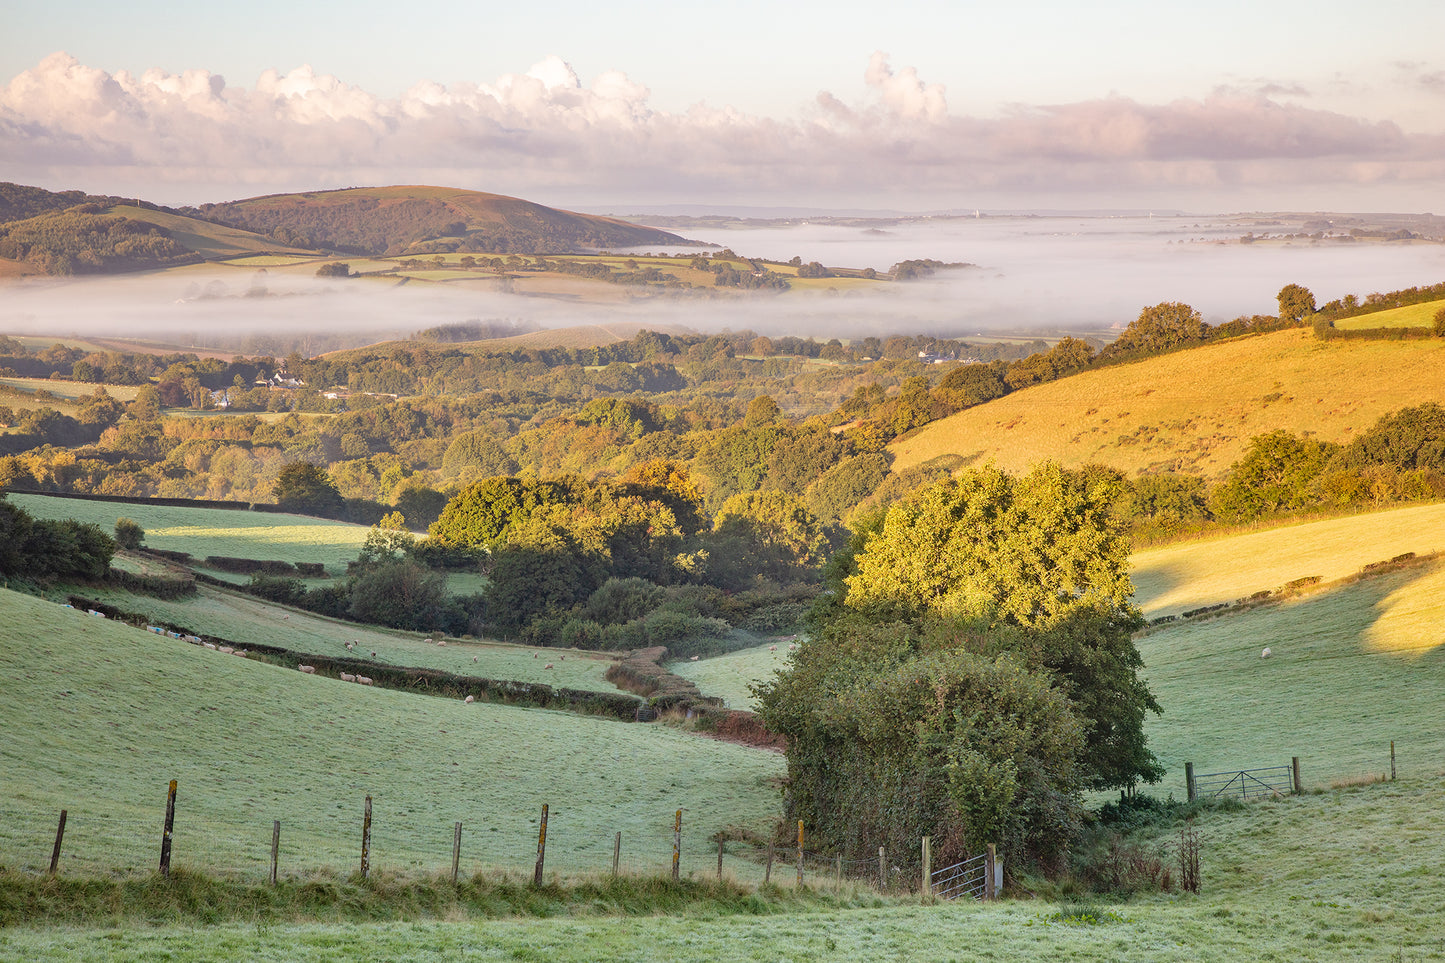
[218,255,320,267]
[0,377,141,403]
[62,580,623,693]
[0,588,779,882]
[8,493,371,575]
[4,774,1444,960]
[1137,556,1445,786]
[670,643,796,711]
[1332,299,1445,330]
[1131,502,1445,618]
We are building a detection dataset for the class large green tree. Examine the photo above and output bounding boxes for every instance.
[272,462,346,518]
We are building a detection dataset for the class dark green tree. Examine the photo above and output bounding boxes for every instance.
[1277,283,1317,323]
[272,462,346,518]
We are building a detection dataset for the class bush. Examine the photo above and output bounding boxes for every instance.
[583,577,664,624]
[113,517,144,550]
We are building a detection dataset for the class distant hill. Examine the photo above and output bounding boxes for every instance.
[889,327,1445,481]
[195,186,689,257]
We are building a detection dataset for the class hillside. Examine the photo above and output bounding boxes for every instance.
[0,586,782,879]
[97,205,317,260]
[198,186,689,257]
[890,327,1445,480]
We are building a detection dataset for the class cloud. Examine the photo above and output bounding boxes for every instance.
[2,51,1442,207]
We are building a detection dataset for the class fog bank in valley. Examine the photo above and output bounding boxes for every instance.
[3,215,1444,352]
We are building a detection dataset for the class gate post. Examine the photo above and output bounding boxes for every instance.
[985,844,996,900]
[1185,762,1196,803]
[1292,757,1301,794]
[921,836,931,898]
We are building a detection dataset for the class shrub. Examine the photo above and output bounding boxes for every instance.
[113,517,145,550]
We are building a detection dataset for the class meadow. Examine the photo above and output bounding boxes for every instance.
[0,376,141,403]
[1332,298,1445,330]
[0,588,780,882]
[1130,502,1445,618]
[670,643,793,711]
[888,328,1445,481]
[8,493,372,574]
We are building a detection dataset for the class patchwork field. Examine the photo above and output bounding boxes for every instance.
[0,588,780,882]
[889,328,1445,481]
[0,377,141,403]
[671,643,794,712]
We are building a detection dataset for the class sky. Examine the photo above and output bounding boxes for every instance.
[4,0,1445,213]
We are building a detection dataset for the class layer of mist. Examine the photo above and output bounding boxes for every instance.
[3,214,1443,354]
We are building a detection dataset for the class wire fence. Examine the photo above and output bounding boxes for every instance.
[0,797,937,891]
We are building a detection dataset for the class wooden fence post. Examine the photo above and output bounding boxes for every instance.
[452,821,462,884]
[270,820,280,886]
[717,838,724,880]
[878,846,886,891]
[48,810,67,875]
[1291,756,1302,794]
[796,820,804,887]
[672,810,681,881]
[159,780,177,877]
[920,836,931,898]
[985,844,997,900]
[835,854,843,886]
[612,831,621,877]
[533,804,548,886]
[764,841,774,883]
[1391,741,1396,781]
[361,795,372,879]
[1185,762,1196,803]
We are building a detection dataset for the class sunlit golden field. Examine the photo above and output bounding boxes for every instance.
[890,328,1445,481]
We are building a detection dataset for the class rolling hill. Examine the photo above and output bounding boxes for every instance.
[890,327,1445,481]
[197,186,689,257]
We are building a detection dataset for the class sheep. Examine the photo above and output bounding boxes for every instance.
[218,646,235,655]
[544,663,554,669]
[233,650,248,658]
[464,695,475,704]
[769,645,777,652]
[437,640,446,646]
[1261,647,1273,659]
[690,655,700,661]
[340,672,357,683]
[203,642,217,650]
[559,654,566,661]
[184,635,201,643]
[533,653,538,659]
[472,656,478,663]
[370,651,377,658]
[298,665,316,674]
[357,676,373,685]
[344,642,354,651]
[281,614,289,620]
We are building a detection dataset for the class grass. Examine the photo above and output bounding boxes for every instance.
[1332,299,1445,330]
[890,327,1445,481]
[0,588,783,882]
[669,643,796,711]
[8,494,372,575]
[1136,557,1445,785]
[4,775,1445,959]
[100,206,312,260]
[0,377,141,403]
[62,580,624,692]
[1131,502,1445,618]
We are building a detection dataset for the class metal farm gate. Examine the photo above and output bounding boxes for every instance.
[1190,764,1295,800]
[929,849,1000,900]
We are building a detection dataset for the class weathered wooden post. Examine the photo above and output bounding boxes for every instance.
[612,831,621,877]
[796,820,805,887]
[835,854,843,886]
[1185,762,1197,803]
[985,844,997,900]
[764,841,774,883]
[361,795,372,879]
[671,809,681,882]
[270,820,280,886]
[717,838,724,880]
[49,810,67,875]
[1291,756,1302,794]
[533,804,548,886]
[159,780,177,877]
[452,822,462,883]
[920,836,931,897]
[1391,741,1396,781]
[878,846,886,891]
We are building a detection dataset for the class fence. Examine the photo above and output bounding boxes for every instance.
[1,786,996,899]
[1185,758,1301,801]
